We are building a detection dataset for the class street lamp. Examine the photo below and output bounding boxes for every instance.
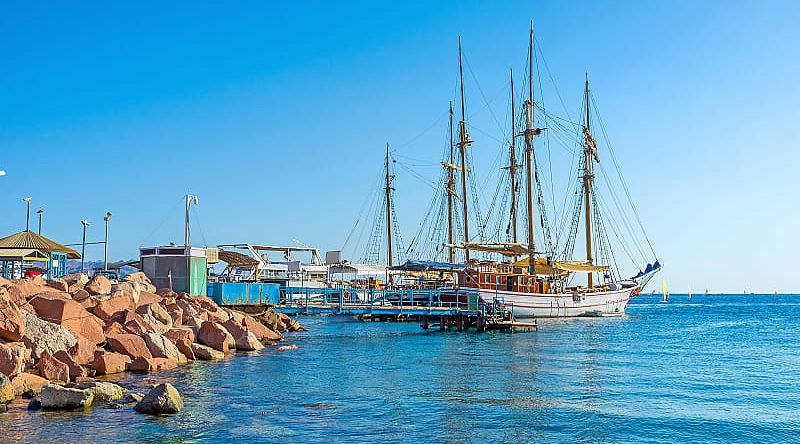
[36,210,43,235]
[23,197,31,231]
[81,220,91,274]
[103,212,112,271]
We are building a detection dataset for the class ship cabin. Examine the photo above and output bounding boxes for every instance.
[459,261,553,294]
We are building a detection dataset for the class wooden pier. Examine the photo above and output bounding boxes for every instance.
[271,286,537,332]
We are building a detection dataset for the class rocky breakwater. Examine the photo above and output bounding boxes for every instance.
[0,272,303,414]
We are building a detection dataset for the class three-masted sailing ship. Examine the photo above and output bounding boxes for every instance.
[433,29,660,317]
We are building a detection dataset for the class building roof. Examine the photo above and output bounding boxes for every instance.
[0,248,49,262]
[217,250,260,267]
[0,231,80,259]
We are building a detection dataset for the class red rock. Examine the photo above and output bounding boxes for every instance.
[164,327,195,344]
[164,303,183,326]
[122,311,152,336]
[37,351,70,383]
[198,321,232,352]
[91,294,132,320]
[137,291,161,307]
[69,334,98,365]
[221,318,246,340]
[67,282,85,293]
[10,372,48,396]
[0,342,26,376]
[107,334,152,359]
[47,279,69,292]
[85,275,113,295]
[0,298,25,342]
[70,289,91,302]
[128,356,177,373]
[53,350,88,379]
[11,279,45,300]
[30,296,105,344]
[243,315,282,341]
[235,330,264,351]
[173,338,195,360]
[157,288,177,298]
[103,321,127,337]
[92,350,130,375]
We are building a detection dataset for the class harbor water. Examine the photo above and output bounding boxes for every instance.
[2,293,799,443]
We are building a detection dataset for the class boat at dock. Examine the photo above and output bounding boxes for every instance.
[395,28,660,318]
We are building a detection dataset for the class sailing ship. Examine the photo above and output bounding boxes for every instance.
[429,29,659,318]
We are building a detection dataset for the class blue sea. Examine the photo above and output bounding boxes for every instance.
[2,293,799,443]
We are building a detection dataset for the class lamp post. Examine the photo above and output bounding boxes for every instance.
[81,220,90,274]
[23,197,31,231]
[103,212,112,271]
[36,210,43,235]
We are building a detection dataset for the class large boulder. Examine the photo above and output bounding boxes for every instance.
[190,343,224,360]
[63,274,89,286]
[175,299,198,323]
[85,275,112,295]
[40,384,93,409]
[134,383,182,414]
[198,321,232,352]
[128,356,178,373]
[9,279,45,301]
[30,296,105,344]
[75,381,126,402]
[20,310,76,359]
[123,272,156,293]
[122,312,153,336]
[10,372,47,396]
[111,282,141,306]
[69,334,99,365]
[164,327,195,344]
[0,342,27,377]
[53,350,88,380]
[92,350,130,375]
[235,331,264,351]
[0,373,13,403]
[136,292,161,308]
[173,338,195,360]
[136,303,172,334]
[0,298,25,341]
[143,332,187,364]
[91,294,132,320]
[106,334,152,360]
[244,315,282,341]
[46,279,69,292]
[163,303,183,326]
[37,352,70,383]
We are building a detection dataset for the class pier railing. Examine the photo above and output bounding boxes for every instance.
[277,286,481,315]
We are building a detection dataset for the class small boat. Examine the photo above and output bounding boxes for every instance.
[688,285,692,300]
[660,280,669,303]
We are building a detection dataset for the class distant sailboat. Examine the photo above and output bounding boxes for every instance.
[688,285,692,300]
[660,280,669,303]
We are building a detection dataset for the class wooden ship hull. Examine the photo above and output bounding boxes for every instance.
[478,286,638,318]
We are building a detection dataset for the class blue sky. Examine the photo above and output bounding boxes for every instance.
[1,1,798,292]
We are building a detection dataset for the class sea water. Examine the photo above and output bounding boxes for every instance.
[2,293,799,443]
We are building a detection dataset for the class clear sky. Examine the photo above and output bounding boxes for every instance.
[1,1,798,293]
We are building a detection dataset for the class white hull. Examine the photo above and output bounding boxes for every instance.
[479,287,637,318]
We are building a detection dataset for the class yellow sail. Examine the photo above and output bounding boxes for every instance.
[662,280,668,293]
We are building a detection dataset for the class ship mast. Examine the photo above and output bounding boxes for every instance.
[523,26,541,275]
[509,68,518,252]
[582,75,597,288]
[447,102,456,263]
[458,36,472,262]
[385,142,394,286]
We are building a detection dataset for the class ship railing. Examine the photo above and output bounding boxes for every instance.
[279,286,480,312]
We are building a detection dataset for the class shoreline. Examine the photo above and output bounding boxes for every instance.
[0,272,303,413]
